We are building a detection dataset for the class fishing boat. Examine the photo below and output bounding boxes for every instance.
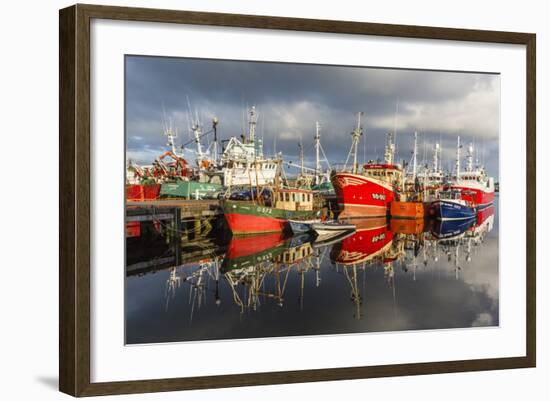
[221,232,287,272]
[330,218,393,266]
[223,187,317,235]
[430,189,477,220]
[447,137,495,209]
[431,218,476,240]
[312,229,356,248]
[311,221,356,242]
[196,106,279,187]
[126,118,224,200]
[125,159,163,201]
[126,106,277,200]
[331,113,403,219]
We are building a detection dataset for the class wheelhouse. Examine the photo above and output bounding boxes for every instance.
[274,188,313,211]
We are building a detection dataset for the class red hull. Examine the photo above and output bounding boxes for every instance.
[225,213,286,235]
[332,172,395,218]
[331,222,393,265]
[475,205,495,227]
[227,232,286,259]
[450,185,494,207]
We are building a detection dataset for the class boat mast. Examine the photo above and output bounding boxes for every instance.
[192,121,204,165]
[433,142,440,172]
[299,139,305,177]
[384,131,395,165]
[349,112,363,174]
[455,136,461,180]
[212,117,219,163]
[248,106,257,144]
[411,131,418,181]
[466,142,474,172]
[163,118,179,156]
[314,121,321,185]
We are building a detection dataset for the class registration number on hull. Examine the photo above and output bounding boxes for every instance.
[372,193,386,201]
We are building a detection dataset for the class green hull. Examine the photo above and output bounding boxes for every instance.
[222,243,287,272]
[160,180,223,199]
[223,200,316,220]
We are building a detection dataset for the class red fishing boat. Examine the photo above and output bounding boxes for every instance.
[448,137,495,208]
[225,232,286,262]
[330,218,393,266]
[223,187,317,235]
[331,113,403,219]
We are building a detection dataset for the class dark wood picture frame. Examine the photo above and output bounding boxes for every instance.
[59,3,536,397]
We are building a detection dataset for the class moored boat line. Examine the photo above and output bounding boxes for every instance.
[126,108,496,234]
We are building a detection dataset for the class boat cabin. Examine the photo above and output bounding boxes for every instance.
[274,188,313,211]
[439,189,463,201]
[362,163,403,184]
[277,243,313,264]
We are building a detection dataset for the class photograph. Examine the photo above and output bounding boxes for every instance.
[124,56,500,345]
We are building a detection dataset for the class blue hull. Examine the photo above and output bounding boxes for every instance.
[432,219,476,239]
[432,200,476,220]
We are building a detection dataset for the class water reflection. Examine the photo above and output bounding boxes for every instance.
[126,202,498,344]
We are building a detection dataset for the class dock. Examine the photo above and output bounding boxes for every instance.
[126,199,221,219]
[126,199,224,242]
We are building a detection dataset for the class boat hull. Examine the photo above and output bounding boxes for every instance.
[222,232,287,272]
[450,184,494,208]
[331,172,395,219]
[431,219,476,240]
[223,200,315,235]
[431,200,477,220]
[160,180,223,199]
[330,221,393,266]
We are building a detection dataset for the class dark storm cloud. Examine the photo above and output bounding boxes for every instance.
[126,56,499,177]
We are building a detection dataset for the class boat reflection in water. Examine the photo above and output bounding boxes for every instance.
[125,202,497,344]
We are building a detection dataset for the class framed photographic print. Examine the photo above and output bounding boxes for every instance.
[59,4,536,397]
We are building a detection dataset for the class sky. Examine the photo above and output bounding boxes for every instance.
[125,55,500,179]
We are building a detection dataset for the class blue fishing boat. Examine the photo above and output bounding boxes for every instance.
[431,218,476,240]
[430,190,476,221]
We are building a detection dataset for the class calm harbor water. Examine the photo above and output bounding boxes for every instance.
[125,198,499,344]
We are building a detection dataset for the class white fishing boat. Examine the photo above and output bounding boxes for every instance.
[311,221,356,242]
[203,106,279,187]
[312,229,355,248]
